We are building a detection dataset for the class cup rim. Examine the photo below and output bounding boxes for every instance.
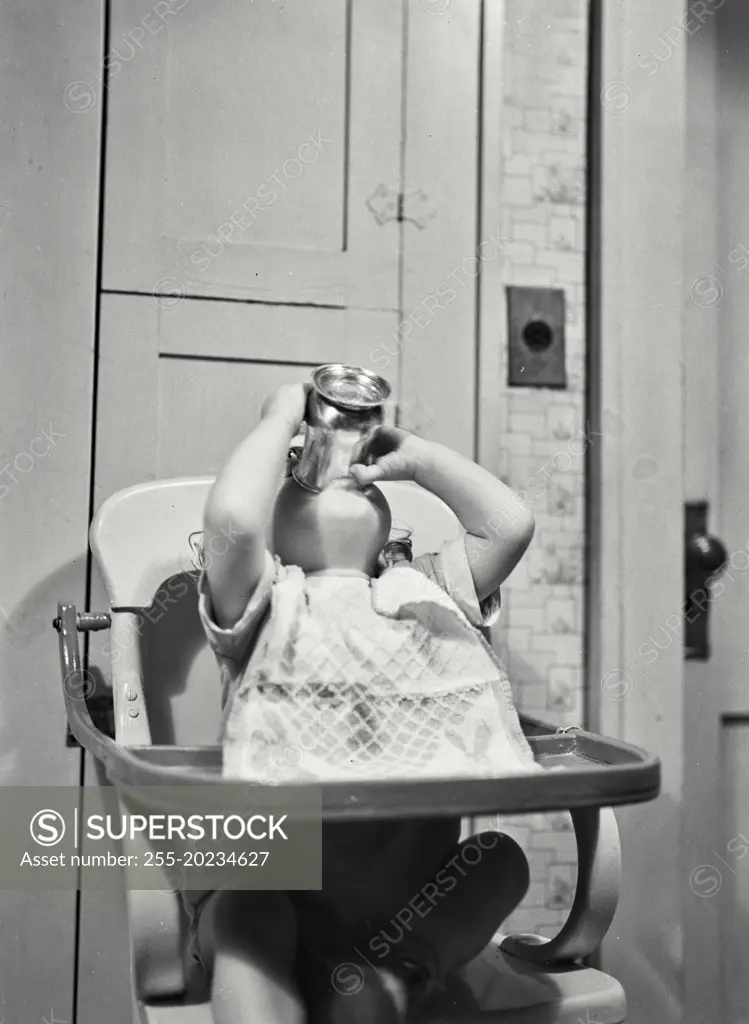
[312,363,392,409]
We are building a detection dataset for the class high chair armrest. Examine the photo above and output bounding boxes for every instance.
[499,806,621,964]
[55,605,188,1000]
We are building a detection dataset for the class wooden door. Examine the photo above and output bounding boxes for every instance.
[684,2,749,1020]
[77,2,484,1019]
[79,6,402,1019]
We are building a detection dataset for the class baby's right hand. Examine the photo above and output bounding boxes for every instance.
[350,426,430,486]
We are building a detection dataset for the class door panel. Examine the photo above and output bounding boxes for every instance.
[157,359,321,476]
[94,293,399,487]
[103,0,402,308]
[163,0,346,252]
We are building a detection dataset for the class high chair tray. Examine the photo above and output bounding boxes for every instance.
[65,689,660,818]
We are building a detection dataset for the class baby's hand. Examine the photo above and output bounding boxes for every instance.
[350,426,430,486]
[260,383,311,435]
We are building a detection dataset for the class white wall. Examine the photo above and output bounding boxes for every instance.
[478,0,590,940]
[0,1,99,1018]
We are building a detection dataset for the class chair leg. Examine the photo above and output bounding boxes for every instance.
[499,807,621,965]
[127,885,187,1001]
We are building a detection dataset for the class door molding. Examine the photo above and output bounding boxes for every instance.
[476,0,506,471]
[398,0,483,458]
[587,1,686,1020]
[682,7,720,1021]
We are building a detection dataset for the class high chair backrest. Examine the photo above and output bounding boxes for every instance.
[91,477,461,747]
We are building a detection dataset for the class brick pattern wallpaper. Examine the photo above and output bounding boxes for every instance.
[476,0,589,941]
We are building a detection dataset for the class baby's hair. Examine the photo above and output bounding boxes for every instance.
[382,519,414,567]
[382,538,413,566]
[188,530,205,573]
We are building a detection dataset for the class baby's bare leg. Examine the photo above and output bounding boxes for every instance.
[317,832,528,1022]
[356,830,529,1016]
[200,889,304,1024]
[403,831,530,977]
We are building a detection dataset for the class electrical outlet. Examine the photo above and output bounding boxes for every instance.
[507,286,567,388]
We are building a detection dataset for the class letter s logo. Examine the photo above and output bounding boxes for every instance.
[30,809,66,847]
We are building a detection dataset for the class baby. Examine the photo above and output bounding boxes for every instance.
[192,382,537,1023]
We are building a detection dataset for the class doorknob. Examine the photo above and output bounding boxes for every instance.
[684,501,728,660]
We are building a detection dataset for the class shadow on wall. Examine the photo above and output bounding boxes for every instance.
[0,556,86,786]
[132,572,223,746]
[1,561,226,758]
[0,559,86,1024]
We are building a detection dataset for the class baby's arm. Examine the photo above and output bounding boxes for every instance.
[203,384,309,629]
[350,427,534,600]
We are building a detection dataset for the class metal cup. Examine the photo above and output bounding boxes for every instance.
[292,364,392,492]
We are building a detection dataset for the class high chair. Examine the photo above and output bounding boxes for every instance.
[56,476,660,1024]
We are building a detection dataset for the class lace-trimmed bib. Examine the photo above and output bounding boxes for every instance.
[221,562,540,783]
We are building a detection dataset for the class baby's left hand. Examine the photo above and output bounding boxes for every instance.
[350,426,430,486]
[261,382,311,435]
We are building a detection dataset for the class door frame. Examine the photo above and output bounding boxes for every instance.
[587,1,686,1021]
[681,4,720,1020]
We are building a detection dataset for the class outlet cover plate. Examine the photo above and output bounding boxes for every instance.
[507,286,567,388]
